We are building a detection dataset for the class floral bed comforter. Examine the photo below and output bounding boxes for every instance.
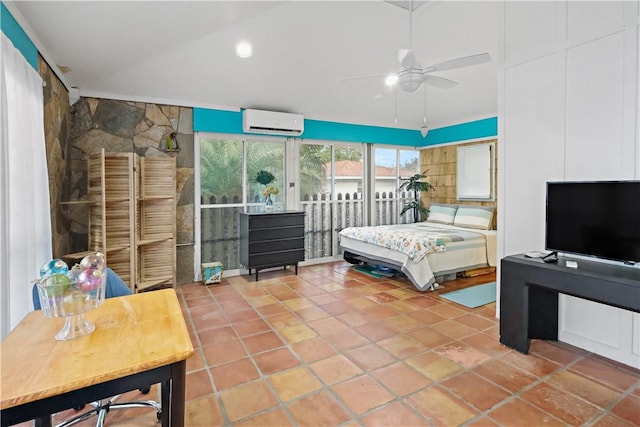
[338,223,473,262]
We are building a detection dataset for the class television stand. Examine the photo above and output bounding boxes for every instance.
[500,254,640,354]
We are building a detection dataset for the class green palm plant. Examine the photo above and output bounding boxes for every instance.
[399,170,434,223]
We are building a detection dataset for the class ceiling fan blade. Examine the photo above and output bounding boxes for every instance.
[424,74,458,89]
[340,74,386,81]
[398,49,416,69]
[424,53,491,73]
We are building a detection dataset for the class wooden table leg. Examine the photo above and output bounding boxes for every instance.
[169,360,187,427]
[34,416,52,427]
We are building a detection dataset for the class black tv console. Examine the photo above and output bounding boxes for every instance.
[500,254,640,354]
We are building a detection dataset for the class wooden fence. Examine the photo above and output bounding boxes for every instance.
[200,191,414,269]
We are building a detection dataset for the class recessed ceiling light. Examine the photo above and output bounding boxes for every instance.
[236,41,252,58]
[385,74,398,86]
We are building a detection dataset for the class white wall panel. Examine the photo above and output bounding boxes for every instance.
[567,2,625,42]
[565,33,626,180]
[502,55,564,256]
[504,2,558,63]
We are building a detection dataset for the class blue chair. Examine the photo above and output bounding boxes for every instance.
[33,267,161,426]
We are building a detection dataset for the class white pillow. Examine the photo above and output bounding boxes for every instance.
[426,203,458,225]
[453,205,494,230]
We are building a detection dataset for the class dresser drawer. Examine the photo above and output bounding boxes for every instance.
[249,213,304,229]
[249,237,304,254]
[249,226,304,242]
[248,249,305,268]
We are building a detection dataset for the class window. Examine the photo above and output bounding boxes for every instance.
[373,147,419,224]
[457,143,494,200]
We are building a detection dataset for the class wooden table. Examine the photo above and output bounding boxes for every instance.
[1,288,193,427]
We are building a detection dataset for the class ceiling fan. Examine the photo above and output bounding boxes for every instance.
[346,0,491,94]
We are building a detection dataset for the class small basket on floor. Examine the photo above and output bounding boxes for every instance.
[201,262,223,285]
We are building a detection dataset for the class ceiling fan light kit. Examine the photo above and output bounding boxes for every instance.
[420,125,428,138]
[398,67,424,92]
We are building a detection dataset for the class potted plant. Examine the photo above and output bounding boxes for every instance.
[399,170,434,223]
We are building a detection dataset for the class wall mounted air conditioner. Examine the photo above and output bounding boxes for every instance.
[242,109,304,136]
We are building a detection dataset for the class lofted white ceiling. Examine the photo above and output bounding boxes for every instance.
[9,0,499,131]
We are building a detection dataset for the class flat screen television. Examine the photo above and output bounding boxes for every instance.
[545,181,640,264]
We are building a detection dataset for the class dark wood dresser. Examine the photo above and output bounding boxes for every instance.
[239,211,305,280]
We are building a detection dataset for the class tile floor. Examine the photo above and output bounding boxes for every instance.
[27,262,640,426]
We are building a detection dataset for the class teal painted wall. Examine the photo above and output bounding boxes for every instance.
[1,2,38,70]
[194,107,497,147]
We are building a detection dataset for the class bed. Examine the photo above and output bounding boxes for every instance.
[338,204,497,291]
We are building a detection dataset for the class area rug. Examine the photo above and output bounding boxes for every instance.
[440,282,496,308]
[354,264,396,278]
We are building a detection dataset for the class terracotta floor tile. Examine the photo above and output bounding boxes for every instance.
[219,381,278,422]
[291,336,337,363]
[197,325,237,347]
[191,311,229,331]
[331,375,394,415]
[386,299,419,313]
[361,401,429,426]
[308,316,348,336]
[253,347,301,375]
[233,408,293,427]
[355,322,398,342]
[265,311,300,329]
[441,371,511,411]
[233,318,271,337]
[273,289,300,301]
[329,289,362,300]
[278,323,318,344]
[225,307,260,323]
[406,327,454,348]
[362,305,398,321]
[184,394,225,426]
[461,332,511,356]
[529,339,586,365]
[382,314,422,333]
[433,342,491,369]
[570,357,640,392]
[254,302,288,316]
[454,313,497,331]
[407,309,446,324]
[210,357,259,390]
[186,348,205,373]
[406,386,478,426]
[473,359,538,393]
[500,350,563,377]
[344,343,397,371]
[520,382,600,425]
[406,351,463,381]
[337,311,371,327]
[345,296,379,310]
[432,319,477,340]
[612,394,640,425]
[547,370,620,408]
[242,330,284,354]
[378,335,426,359]
[366,292,400,304]
[295,305,330,321]
[310,354,363,385]
[428,303,467,319]
[267,366,323,401]
[202,338,247,366]
[325,328,369,350]
[185,369,214,401]
[371,362,432,396]
[489,398,567,426]
[283,296,314,311]
[465,416,501,427]
[320,300,354,316]
[405,295,439,309]
[287,390,352,427]
[592,413,638,427]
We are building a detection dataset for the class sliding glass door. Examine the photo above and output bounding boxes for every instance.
[198,136,285,270]
[299,142,364,260]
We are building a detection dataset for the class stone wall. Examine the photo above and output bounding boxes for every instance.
[68,97,195,285]
[39,56,72,258]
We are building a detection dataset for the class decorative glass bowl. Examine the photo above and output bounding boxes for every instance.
[35,255,107,341]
